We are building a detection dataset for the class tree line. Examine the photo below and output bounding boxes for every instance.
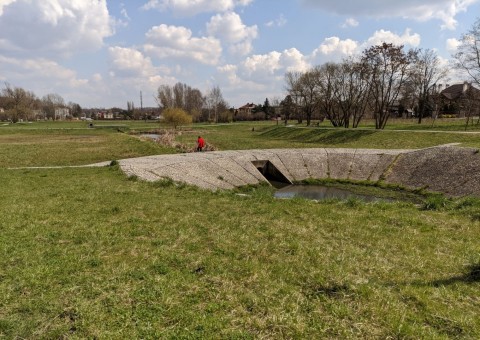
[0,84,82,123]
[2,18,479,127]
[155,83,233,127]
[282,18,480,129]
[283,44,449,129]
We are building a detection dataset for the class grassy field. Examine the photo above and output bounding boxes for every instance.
[177,124,480,151]
[1,120,479,338]
[0,126,175,168]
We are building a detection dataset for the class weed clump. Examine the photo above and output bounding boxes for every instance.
[152,177,175,188]
[422,195,451,210]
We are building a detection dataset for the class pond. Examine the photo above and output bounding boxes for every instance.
[274,184,394,202]
[140,134,161,140]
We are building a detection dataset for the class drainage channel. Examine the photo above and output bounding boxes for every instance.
[252,160,393,202]
[252,160,292,188]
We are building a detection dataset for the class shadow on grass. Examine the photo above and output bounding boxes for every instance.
[430,264,480,287]
[302,282,352,299]
[387,264,480,289]
[260,127,377,145]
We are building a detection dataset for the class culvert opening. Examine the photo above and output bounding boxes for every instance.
[252,160,292,188]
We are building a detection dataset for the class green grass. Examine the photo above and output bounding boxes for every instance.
[0,167,479,338]
[177,123,480,150]
[1,120,479,337]
[0,128,176,167]
[2,119,480,168]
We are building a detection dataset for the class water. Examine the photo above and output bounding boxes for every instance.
[140,134,161,140]
[274,184,393,202]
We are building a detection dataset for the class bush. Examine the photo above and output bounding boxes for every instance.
[162,108,192,128]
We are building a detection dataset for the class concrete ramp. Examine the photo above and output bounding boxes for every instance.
[119,146,480,197]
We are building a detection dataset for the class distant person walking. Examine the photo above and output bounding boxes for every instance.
[196,136,205,152]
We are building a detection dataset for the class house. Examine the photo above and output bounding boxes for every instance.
[103,111,114,119]
[439,82,480,117]
[237,103,257,115]
[55,107,70,120]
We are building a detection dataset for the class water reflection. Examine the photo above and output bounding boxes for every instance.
[274,185,393,202]
[140,134,160,140]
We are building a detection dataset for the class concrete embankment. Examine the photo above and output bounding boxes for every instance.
[119,146,480,197]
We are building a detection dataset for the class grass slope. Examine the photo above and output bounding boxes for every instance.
[1,121,479,338]
[177,123,480,151]
[0,167,479,338]
[0,129,175,167]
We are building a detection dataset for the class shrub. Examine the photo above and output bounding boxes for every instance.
[162,108,192,128]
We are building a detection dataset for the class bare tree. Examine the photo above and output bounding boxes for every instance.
[185,88,204,122]
[461,84,480,130]
[157,85,174,109]
[361,43,413,129]
[410,49,449,123]
[284,71,304,123]
[126,101,135,119]
[454,17,480,86]
[280,95,295,125]
[68,102,82,118]
[335,58,371,128]
[2,84,37,122]
[173,83,185,109]
[42,93,65,120]
[206,86,228,123]
[285,69,319,126]
[315,63,341,126]
[157,83,205,121]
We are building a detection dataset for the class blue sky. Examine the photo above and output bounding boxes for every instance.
[1,0,479,109]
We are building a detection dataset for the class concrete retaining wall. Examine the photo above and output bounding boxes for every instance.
[119,146,480,197]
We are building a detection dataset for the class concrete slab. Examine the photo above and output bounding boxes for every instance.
[300,149,328,179]
[117,146,480,197]
[349,152,384,181]
[368,153,398,181]
[326,149,356,179]
[209,157,260,186]
[274,150,310,181]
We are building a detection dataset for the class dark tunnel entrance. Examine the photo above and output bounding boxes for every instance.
[252,160,292,188]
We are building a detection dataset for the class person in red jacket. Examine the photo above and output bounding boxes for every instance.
[196,136,205,152]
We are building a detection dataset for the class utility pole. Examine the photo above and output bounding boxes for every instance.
[140,91,145,122]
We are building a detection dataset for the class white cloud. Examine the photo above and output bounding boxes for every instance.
[218,26,427,106]
[0,55,88,97]
[342,18,359,28]
[144,24,222,65]
[0,0,15,15]
[237,48,310,82]
[107,48,177,105]
[265,14,287,27]
[446,38,461,53]
[217,63,264,90]
[216,64,276,107]
[364,29,421,48]
[109,47,158,78]
[301,0,479,30]
[313,37,358,57]
[242,51,282,78]
[310,29,420,64]
[310,36,358,65]
[141,0,253,16]
[116,3,131,27]
[0,0,113,57]
[280,48,310,73]
[206,12,258,55]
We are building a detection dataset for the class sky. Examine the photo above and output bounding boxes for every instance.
[0,0,479,109]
